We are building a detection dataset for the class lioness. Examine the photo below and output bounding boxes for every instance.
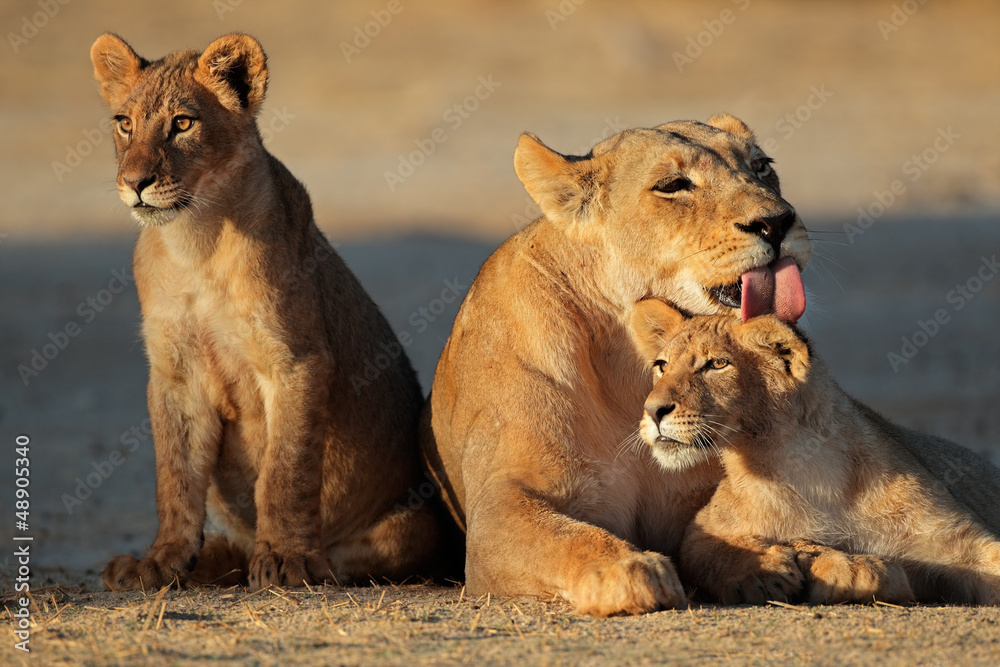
[420,116,812,615]
[92,33,438,590]
[630,299,1000,605]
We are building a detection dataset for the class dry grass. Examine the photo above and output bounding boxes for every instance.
[4,583,1000,665]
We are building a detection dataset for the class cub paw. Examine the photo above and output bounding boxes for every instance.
[794,544,914,605]
[568,551,686,617]
[248,542,335,590]
[103,543,196,591]
[716,543,804,605]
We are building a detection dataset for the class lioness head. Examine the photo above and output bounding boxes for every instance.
[90,33,269,227]
[628,298,811,470]
[514,115,810,323]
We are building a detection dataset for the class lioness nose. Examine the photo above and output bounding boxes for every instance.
[123,174,156,196]
[646,403,676,425]
[736,210,796,254]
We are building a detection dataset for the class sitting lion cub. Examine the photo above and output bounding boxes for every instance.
[629,298,1000,605]
[92,33,439,590]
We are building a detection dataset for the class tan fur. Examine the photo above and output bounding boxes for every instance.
[420,116,811,615]
[92,33,440,591]
[630,300,1000,605]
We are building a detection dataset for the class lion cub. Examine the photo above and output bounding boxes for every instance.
[92,33,439,590]
[629,298,1000,605]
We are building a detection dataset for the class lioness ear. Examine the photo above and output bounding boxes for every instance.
[629,298,687,362]
[707,113,755,141]
[196,33,268,114]
[514,133,601,225]
[91,33,146,110]
[738,315,810,383]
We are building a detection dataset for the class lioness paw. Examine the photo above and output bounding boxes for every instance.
[716,544,804,605]
[248,543,335,590]
[568,551,686,617]
[795,544,914,605]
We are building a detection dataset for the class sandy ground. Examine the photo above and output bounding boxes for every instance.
[1,0,999,663]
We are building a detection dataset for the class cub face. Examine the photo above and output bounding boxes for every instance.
[628,298,811,470]
[90,33,268,227]
[513,115,811,321]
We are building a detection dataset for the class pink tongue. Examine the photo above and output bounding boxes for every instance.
[740,257,806,323]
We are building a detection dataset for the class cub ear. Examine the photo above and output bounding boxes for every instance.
[706,113,755,141]
[514,133,603,225]
[628,298,687,362]
[737,315,810,383]
[195,33,268,114]
[91,33,146,110]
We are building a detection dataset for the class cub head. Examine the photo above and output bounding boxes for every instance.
[514,115,810,323]
[90,33,269,226]
[628,298,811,470]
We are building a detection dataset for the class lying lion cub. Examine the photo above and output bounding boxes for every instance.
[630,298,1000,605]
[92,33,439,590]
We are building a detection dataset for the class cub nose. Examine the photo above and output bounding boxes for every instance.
[123,174,156,196]
[645,402,676,426]
[736,210,796,255]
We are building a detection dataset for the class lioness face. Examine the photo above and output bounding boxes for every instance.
[91,34,268,227]
[629,299,810,470]
[515,115,811,323]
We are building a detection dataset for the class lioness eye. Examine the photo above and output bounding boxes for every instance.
[707,358,729,370]
[173,117,193,132]
[117,116,132,134]
[652,176,692,195]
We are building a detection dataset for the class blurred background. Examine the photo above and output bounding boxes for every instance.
[0,0,998,582]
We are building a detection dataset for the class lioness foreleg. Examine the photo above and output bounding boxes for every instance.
[467,480,686,616]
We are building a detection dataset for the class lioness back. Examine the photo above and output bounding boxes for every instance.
[92,33,442,591]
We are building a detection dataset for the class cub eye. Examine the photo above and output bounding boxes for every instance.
[652,359,667,376]
[750,156,774,175]
[116,116,133,134]
[173,117,194,132]
[652,176,692,195]
[706,358,730,371]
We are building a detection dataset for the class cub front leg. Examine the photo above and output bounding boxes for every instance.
[790,541,914,605]
[680,526,803,605]
[466,480,686,617]
[104,372,221,590]
[248,365,334,589]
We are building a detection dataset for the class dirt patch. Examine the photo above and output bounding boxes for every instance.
[4,583,1000,665]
